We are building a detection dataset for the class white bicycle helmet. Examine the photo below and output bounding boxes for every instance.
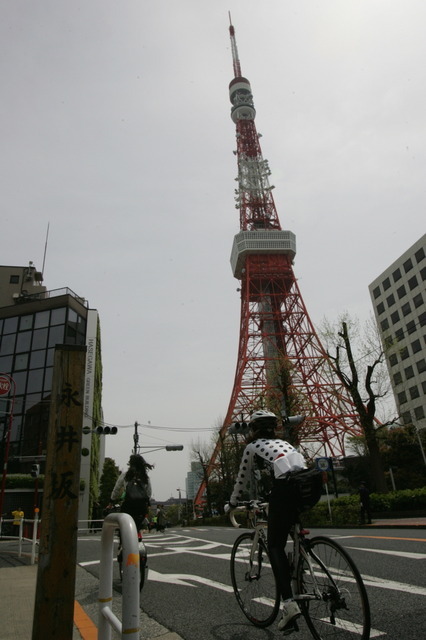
[249,409,277,424]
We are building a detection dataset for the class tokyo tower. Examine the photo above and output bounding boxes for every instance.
[195,20,360,507]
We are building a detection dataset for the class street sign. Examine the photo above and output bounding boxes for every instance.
[0,375,11,396]
[316,457,331,472]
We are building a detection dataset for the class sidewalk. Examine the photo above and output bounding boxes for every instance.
[0,540,183,640]
[1,519,425,638]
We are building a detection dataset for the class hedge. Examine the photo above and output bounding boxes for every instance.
[296,487,426,527]
[188,486,426,528]
[5,474,85,491]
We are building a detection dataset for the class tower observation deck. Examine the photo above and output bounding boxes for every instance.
[194,20,361,511]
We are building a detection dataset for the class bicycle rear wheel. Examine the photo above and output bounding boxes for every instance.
[230,531,280,628]
[296,536,370,640]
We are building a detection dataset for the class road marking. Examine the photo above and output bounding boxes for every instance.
[147,568,234,592]
[80,559,101,566]
[148,569,385,638]
[346,546,426,560]
[146,533,234,549]
[326,534,426,543]
[74,600,98,639]
[318,617,384,638]
[355,535,426,543]
[361,572,426,596]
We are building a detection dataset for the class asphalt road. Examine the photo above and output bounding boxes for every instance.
[78,525,426,640]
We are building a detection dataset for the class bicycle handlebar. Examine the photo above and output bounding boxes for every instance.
[229,509,240,528]
[228,500,269,528]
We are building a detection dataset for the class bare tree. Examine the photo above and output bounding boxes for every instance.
[191,417,247,514]
[190,437,214,515]
[321,315,397,493]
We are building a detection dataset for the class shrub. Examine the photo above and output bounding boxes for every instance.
[5,474,85,491]
[189,486,426,529]
[303,486,426,526]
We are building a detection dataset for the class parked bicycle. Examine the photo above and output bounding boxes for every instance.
[104,504,148,592]
[229,501,371,639]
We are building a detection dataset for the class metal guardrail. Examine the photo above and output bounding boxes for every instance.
[98,512,140,640]
[0,514,40,563]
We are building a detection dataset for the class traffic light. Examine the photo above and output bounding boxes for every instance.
[95,426,118,435]
[165,445,184,451]
[228,421,249,436]
[31,464,40,478]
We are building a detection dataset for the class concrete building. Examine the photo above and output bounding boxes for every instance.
[369,234,426,431]
[0,262,103,523]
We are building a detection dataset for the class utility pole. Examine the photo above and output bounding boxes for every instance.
[133,421,139,455]
[32,345,86,640]
[177,488,182,522]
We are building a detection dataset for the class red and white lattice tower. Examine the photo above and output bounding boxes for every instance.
[195,21,360,508]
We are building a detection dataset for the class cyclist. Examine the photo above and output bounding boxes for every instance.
[227,410,307,635]
[110,454,153,536]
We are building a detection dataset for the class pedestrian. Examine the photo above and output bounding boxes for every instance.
[226,410,309,635]
[110,454,153,536]
[11,507,24,537]
[359,481,372,525]
[156,505,167,533]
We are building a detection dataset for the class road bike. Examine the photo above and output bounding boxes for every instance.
[105,504,148,592]
[229,501,371,639]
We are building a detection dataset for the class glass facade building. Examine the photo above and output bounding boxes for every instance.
[0,263,103,521]
[0,305,87,459]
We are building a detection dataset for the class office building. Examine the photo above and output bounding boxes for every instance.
[0,262,103,521]
[185,461,202,501]
[369,235,426,430]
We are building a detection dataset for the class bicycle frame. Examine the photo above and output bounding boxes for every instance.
[231,504,341,604]
[291,524,337,603]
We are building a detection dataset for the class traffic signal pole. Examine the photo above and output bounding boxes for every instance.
[132,420,183,455]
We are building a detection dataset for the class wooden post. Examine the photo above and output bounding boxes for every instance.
[32,345,87,640]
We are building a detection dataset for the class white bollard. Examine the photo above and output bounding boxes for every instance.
[18,518,23,557]
[98,512,140,640]
[31,511,39,565]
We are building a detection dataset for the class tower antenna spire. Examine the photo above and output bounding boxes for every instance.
[228,13,242,78]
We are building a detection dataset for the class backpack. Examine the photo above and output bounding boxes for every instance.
[125,477,148,504]
[287,468,323,512]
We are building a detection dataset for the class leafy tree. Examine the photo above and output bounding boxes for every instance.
[99,457,121,509]
[379,425,426,490]
[267,354,313,445]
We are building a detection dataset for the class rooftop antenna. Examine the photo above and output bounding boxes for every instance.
[41,222,50,282]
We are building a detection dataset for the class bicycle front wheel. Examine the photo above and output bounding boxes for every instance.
[230,531,280,628]
[296,536,370,640]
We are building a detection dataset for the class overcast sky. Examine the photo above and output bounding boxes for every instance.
[1,1,425,501]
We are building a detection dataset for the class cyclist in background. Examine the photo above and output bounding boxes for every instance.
[110,454,153,536]
[227,410,307,635]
